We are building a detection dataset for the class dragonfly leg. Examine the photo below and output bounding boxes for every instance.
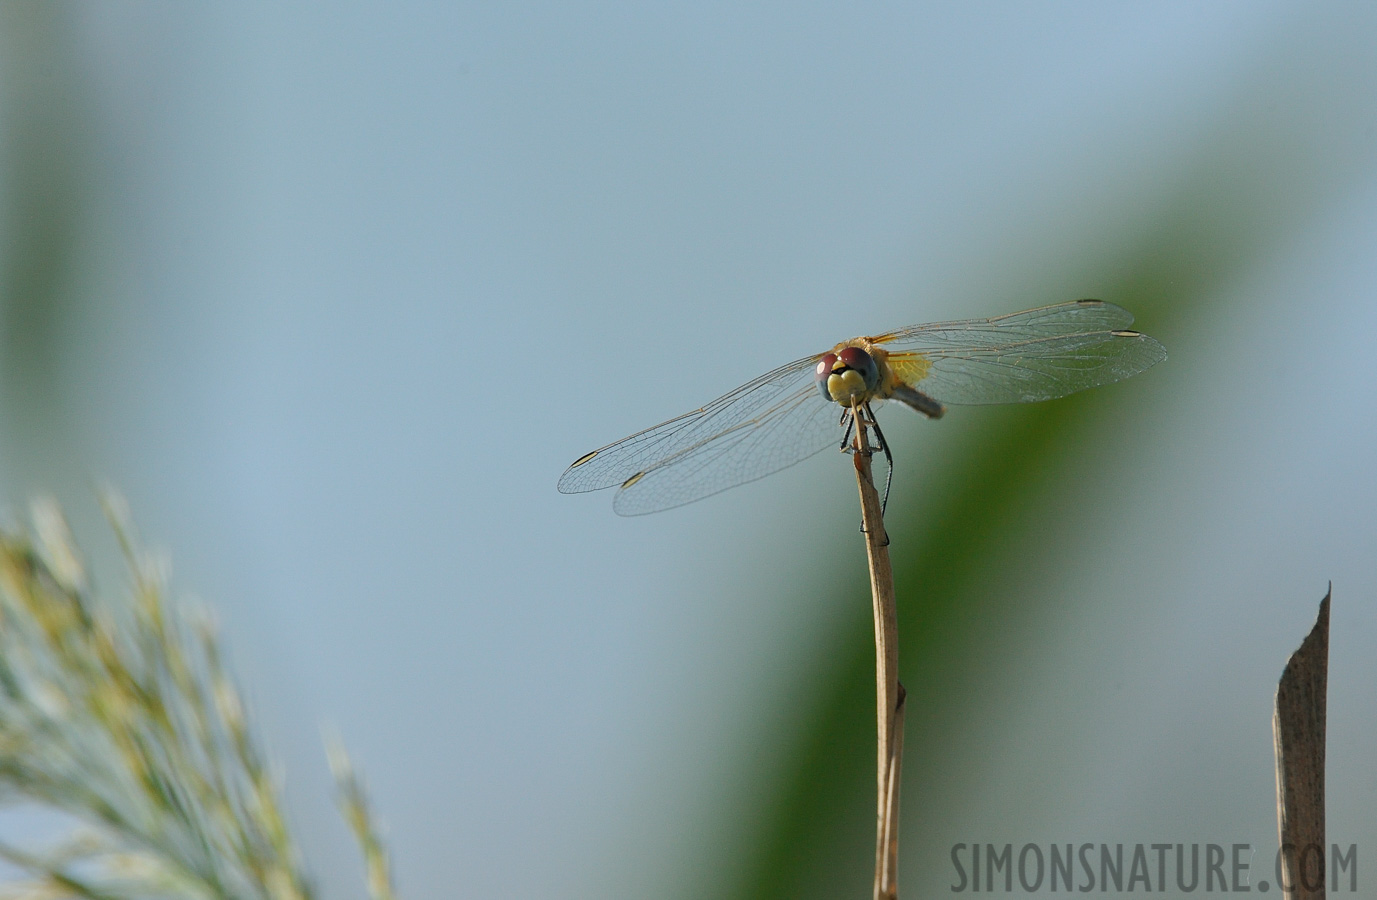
[838,408,856,453]
[865,404,894,516]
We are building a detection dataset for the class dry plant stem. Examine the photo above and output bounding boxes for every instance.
[852,405,905,900]
[1273,588,1329,900]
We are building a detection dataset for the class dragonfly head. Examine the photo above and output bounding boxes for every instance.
[816,345,881,406]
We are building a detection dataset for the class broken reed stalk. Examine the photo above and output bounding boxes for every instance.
[852,407,906,900]
[1273,588,1329,900]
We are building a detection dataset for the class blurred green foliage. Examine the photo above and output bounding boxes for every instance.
[0,2,91,488]
[721,18,1377,898]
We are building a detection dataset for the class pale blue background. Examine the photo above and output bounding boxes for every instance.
[1,3,1375,897]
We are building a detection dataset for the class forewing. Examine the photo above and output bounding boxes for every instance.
[877,300,1166,405]
[557,353,824,495]
[873,299,1136,347]
[612,378,845,515]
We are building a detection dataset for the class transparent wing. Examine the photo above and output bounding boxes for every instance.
[558,354,849,515]
[876,299,1166,405]
[873,299,1136,346]
[611,382,845,516]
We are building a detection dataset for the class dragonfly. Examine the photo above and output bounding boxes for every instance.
[559,299,1166,516]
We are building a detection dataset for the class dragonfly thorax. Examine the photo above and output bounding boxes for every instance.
[816,344,885,406]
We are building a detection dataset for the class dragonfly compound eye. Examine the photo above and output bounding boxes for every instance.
[816,346,879,404]
[837,347,879,389]
[815,354,839,399]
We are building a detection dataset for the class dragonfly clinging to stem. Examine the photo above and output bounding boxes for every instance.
[559,299,1166,515]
